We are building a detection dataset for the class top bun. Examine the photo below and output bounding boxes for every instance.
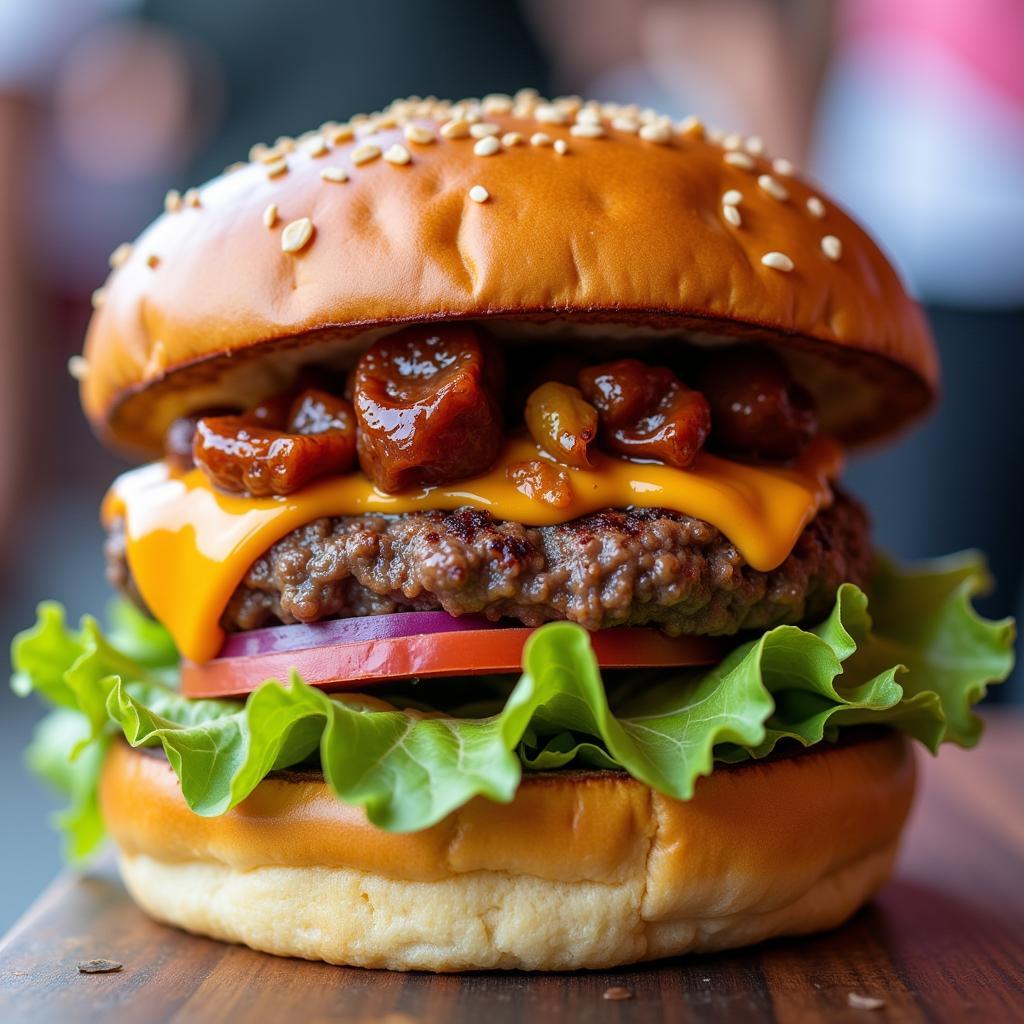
[80,91,937,456]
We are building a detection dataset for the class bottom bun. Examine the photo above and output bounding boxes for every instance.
[100,732,916,972]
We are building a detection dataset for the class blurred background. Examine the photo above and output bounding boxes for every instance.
[1,0,1021,930]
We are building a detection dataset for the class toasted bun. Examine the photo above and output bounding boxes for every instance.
[81,94,936,456]
[101,731,915,971]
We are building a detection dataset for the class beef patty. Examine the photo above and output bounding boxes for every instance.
[106,493,871,638]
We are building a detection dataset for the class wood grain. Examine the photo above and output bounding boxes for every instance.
[2,716,1022,1024]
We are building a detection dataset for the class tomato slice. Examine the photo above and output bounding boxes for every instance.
[180,625,722,699]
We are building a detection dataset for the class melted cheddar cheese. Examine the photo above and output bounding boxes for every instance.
[104,436,842,663]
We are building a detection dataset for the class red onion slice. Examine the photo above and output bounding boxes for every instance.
[218,611,502,658]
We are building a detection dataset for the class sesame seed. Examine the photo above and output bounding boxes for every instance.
[404,123,436,145]
[722,189,743,206]
[223,161,246,175]
[575,107,602,126]
[530,132,552,147]
[535,104,568,125]
[612,116,639,133]
[745,135,765,155]
[482,93,513,114]
[469,122,500,138]
[164,189,182,213]
[639,122,671,143]
[143,339,167,379]
[265,158,288,178]
[772,157,795,176]
[553,138,569,155]
[304,135,329,158]
[275,136,297,153]
[707,127,724,144]
[258,147,286,165]
[351,143,381,165]
[262,203,279,228]
[67,355,89,381]
[281,217,314,253]
[807,196,826,218]
[722,204,742,227]
[473,135,501,157]
[848,995,886,1012]
[722,133,743,151]
[383,143,411,165]
[757,174,789,201]
[761,251,794,272]
[440,118,471,139]
[320,166,349,183]
[821,235,842,260]
[145,254,160,269]
[109,243,132,269]
[501,131,523,147]
[91,287,106,308]
[249,142,269,161]
[469,185,489,203]
[723,151,755,170]
[570,123,605,138]
[184,188,201,208]
[677,115,704,137]
[327,125,354,144]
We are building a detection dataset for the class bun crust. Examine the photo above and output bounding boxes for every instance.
[81,97,936,455]
[101,732,916,971]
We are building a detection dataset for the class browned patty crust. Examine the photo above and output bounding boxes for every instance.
[106,493,870,638]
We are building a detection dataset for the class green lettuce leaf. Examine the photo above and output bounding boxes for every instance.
[25,709,108,863]
[10,553,1015,861]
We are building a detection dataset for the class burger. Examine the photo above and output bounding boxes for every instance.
[13,90,1014,972]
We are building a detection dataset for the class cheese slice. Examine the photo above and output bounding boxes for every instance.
[104,436,842,663]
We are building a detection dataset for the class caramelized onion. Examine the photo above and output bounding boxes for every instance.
[578,359,710,468]
[505,459,574,508]
[287,388,356,438]
[697,347,817,461]
[164,408,234,472]
[353,325,503,493]
[193,388,356,496]
[524,381,597,468]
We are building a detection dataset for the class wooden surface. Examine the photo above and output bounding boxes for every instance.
[2,717,1022,1024]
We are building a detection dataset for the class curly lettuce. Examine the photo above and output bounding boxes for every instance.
[10,553,1015,862]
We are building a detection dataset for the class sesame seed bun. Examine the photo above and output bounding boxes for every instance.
[80,94,937,456]
[100,730,916,971]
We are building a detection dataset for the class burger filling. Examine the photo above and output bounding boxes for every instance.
[173,326,821,501]
[12,324,1013,859]
[107,326,858,651]
[108,493,870,638]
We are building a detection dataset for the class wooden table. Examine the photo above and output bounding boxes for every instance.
[2,716,1022,1024]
